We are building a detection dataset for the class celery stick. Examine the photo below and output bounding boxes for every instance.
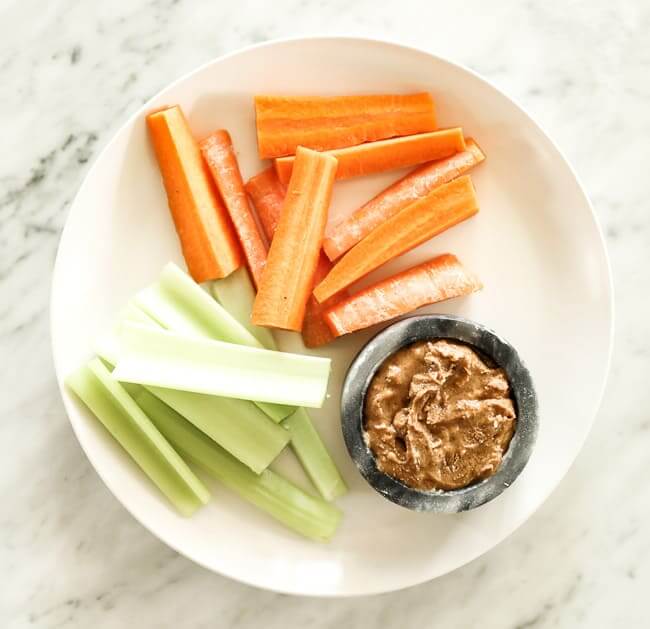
[136,264,293,422]
[66,358,210,516]
[133,388,341,541]
[137,262,263,347]
[121,300,292,430]
[97,327,291,474]
[146,386,289,474]
[284,408,348,501]
[210,267,277,349]
[113,323,331,408]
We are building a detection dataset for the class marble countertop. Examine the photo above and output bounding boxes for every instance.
[2,0,648,626]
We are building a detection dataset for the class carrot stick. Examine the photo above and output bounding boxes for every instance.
[255,92,436,159]
[323,138,485,261]
[313,175,479,303]
[324,254,482,336]
[200,130,268,288]
[251,147,338,331]
[274,128,465,184]
[147,106,242,283]
[244,167,286,240]
[300,255,341,348]
[246,168,341,347]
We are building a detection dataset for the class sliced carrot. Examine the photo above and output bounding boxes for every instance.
[313,175,478,303]
[200,130,268,288]
[323,139,485,261]
[255,92,436,159]
[147,106,242,283]
[300,255,341,348]
[251,147,338,331]
[324,254,482,336]
[246,167,341,347]
[244,167,286,241]
[274,128,465,184]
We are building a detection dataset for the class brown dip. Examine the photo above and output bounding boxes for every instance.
[363,339,516,491]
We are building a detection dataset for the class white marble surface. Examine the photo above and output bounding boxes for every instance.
[2,0,648,626]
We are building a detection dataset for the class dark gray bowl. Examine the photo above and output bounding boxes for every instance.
[341,314,539,512]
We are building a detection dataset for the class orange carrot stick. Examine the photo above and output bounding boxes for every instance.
[255,92,436,159]
[246,167,341,347]
[251,147,338,331]
[324,254,482,336]
[300,255,341,348]
[274,128,465,184]
[323,139,485,261]
[244,167,286,240]
[146,106,242,283]
[200,130,268,288]
[313,175,479,303]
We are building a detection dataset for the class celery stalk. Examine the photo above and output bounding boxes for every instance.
[133,388,341,541]
[145,386,290,474]
[210,267,277,349]
[97,327,291,474]
[136,264,293,422]
[113,323,331,408]
[66,358,210,516]
[283,408,348,501]
[141,262,263,347]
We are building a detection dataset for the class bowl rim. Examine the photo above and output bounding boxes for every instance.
[340,314,539,512]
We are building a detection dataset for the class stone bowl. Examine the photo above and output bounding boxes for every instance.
[340,314,539,512]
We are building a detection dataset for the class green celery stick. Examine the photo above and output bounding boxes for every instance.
[133,388,341,541]
[66,358,210,516]
[135,263,293,422]
[113,323,331,408]
[146,386,290,474]
[283,408,347,501]
[210,267,277,349]
[139,262,263,347]
[97,328,290,474]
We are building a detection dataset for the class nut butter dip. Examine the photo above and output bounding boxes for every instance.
[364,339,516,491]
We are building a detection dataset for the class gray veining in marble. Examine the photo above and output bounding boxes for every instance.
[2,0,649,626]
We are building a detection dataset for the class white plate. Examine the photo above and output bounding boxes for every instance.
[51,37,613,596]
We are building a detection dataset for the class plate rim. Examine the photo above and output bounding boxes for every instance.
[50,35,614,597]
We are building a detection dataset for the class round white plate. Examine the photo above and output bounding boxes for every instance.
[51,37,613,596]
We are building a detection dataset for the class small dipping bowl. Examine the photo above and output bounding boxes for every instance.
[341,314,539,512]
